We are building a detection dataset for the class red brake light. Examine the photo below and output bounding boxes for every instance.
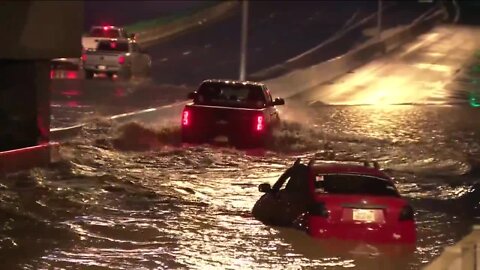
[182,110,190,126]
[103,26,109,31]
[256,115,264,131]
[118,55,125,64]
[81,53,87,62]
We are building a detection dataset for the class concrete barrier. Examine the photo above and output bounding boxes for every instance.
[264,9,445,98]
[49,100,189,142]
[50,124,84,141]
[0,142,60,175]
[251,5,444,82]
[135,1,238,47]
[425,225,480,270]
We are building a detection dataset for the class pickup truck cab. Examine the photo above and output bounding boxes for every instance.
[82,26,134,51]
[181,79,285,147]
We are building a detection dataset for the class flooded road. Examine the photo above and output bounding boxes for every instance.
[2,103,480,269]
[4,24,480,269]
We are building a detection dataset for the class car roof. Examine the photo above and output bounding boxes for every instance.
[201,79,265,87]
[311,163,391,181]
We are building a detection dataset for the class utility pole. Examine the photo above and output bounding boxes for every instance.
[377,0,382,41]
[239,0,248,81]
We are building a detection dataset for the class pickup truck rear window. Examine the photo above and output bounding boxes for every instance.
[89,29,120,38]
[314,174,400,197]
[97,41,129,52]
[196,83,266,108]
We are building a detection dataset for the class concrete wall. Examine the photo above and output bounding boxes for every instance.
[0,1,83,59]
[425,225,480,270]
[263,9,445,99]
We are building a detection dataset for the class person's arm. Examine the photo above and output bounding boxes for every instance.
[271,168,292,192]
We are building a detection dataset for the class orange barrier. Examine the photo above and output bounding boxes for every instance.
[0,142,60,175]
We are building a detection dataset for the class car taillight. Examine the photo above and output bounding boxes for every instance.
[399,205,414,221]
[256,115,264,131]
[81,53,87,62]
[118,55,125,65]
[182,110,190,126]
[309,202,329,218]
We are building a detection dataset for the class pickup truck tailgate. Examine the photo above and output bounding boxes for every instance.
[185,104,265,134]
[85,52,122,67]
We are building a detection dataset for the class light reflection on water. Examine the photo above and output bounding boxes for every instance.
[1,105,480,269]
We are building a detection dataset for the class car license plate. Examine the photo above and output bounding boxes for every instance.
[352,209,375,222]
[98,65,106,70]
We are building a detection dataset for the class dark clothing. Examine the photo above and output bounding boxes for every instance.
[272,164,310,195]
[252,164,312,229]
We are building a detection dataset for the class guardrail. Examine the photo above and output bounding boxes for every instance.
[50,101,188,142]
[0,142,60,175]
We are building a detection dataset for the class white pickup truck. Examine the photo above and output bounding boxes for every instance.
[82,26,135,51]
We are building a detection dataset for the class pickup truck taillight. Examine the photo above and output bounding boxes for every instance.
[81,53,87,62]
[182,109,190,126]
[256,115,264,131]
[118,55,125,65]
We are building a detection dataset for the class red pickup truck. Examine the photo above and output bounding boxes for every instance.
[181,79,285,147]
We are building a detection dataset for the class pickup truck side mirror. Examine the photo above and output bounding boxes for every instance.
[258,183,272,193]
[187,92,196,99]
[129,33,136,40]
[272,97,285,106]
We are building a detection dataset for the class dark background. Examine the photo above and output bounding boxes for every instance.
[84,0,212,30]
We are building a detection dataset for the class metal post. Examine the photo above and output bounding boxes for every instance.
[377,0,382,41]
[452,0,460,23]
[239,0,248,81]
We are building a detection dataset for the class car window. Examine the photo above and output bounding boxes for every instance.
[196,83,266,108]
[89,28,120,38]
[96,41,129,52]
[314,174,400,197]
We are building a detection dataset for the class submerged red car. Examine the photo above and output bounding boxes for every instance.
[253,159,416,244]
[307,161,416,244]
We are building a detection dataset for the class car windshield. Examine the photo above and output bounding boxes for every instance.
[89,28,120,38]
[314,174,400,197]
[96,41,129,52]
[195,83,266,108]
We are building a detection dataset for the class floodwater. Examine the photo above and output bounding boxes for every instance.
[2,102,480,269]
